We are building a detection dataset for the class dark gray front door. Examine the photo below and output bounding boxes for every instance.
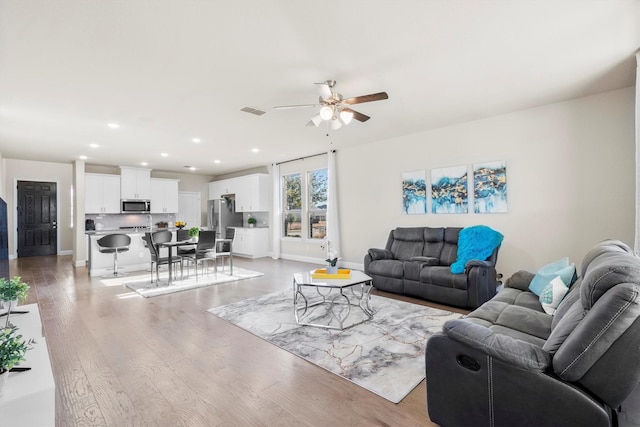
[17,181,57,257]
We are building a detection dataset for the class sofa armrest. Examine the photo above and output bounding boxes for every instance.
[465,259,495,270]
[367,248,394,261]
[409,256,439,266]
[443,319,551,371]
[504,270,536,292]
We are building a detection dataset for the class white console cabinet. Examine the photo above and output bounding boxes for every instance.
[0,303,55,426]
[232,227,269,258]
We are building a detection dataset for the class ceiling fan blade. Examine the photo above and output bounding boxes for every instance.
[343,92,389,105]
[274,103,318,110]
[314,82,333,100]
[342,107,370,122]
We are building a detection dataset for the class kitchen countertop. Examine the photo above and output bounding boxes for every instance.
[86,227,178,236]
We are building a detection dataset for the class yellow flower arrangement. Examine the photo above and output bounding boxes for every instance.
[175,221,186,229]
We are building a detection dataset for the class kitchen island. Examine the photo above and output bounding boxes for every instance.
[87,229,177,277]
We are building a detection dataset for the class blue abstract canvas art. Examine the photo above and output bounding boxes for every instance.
[402,170,426,214]
[431,165,468,214]
[473,161,507,213]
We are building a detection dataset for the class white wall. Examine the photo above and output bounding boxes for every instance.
[337,87,635,279]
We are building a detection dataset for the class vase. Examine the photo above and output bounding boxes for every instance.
[0,369,8,398]
[326,266,338,274]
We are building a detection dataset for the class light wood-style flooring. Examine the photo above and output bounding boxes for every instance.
[10,255,468,426]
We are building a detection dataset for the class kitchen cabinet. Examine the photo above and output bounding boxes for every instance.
[208,173,268,212]
[150,178,179,213]
[232,227,269,258]
[85,173,121,213]
[235,174,268,212]
[120,166,151,200]
[208,178,236,200]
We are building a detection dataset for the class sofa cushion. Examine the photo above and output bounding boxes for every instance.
[388,227,425,261]
[422,227,445,258]
[438,228,460,266]
[367,259,404,279]
[529,258,576,296]
[495,305,552,340]
[540,276,570,315]
[492,287,544,311]
[543,299,585,355]
[580,251,640,310]
[420,266,469,290]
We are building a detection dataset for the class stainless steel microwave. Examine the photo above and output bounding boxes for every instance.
[121,200,151,213]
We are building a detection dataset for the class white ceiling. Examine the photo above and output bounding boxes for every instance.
[0,1,638,176]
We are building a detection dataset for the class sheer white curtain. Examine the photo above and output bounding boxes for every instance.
[326,150,341,259]
[271,163,281,259]
[635,52,640,253]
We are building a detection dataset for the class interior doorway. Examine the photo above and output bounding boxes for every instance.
[17,181,57,257]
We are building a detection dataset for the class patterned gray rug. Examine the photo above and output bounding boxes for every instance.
[122,267,263,298]
[208,291,460,403]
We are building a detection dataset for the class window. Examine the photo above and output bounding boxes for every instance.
[283,173,302,238]
[281,168,328,239]
[308,169,327,239]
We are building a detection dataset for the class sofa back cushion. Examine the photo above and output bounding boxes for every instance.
[439,227,461,266]
[422,227,445,259]
[387,227,425,261]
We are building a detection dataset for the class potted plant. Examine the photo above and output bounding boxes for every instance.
[0,277,29,327]
[188,227,200,242]
[0,326,34,398]
[323,240,339,274]
[247,217,257,228]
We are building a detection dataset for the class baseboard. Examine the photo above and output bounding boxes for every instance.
[73,260,87,267]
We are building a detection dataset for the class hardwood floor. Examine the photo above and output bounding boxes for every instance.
[9,255,468,426]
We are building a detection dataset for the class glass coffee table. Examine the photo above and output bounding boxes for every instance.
[293,269,374,330]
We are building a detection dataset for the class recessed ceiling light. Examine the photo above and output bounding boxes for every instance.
[192,138,201,143]
[78,155,88,160]
[89,143,99,148]
[252,148,259,153]
[160,152,168,157]
[107,123,120,129]
[140,162,148,166]
[214,159,221,164]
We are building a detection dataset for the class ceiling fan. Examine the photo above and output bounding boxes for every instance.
[274,80,389,129]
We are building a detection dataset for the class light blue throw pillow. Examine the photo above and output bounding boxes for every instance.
[529,257,575,296]
[539,276,570,314]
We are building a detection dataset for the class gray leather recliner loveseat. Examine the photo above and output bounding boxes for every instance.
[425,239,640,427]
[364,226,501,309]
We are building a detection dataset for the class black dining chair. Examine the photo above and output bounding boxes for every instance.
[180,230,216,280]
[97,233,131,277]
[214,227,235,275]
[143,231,182,285]
[176,228,195,257]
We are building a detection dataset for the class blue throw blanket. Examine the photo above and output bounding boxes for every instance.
[450,225,503,274]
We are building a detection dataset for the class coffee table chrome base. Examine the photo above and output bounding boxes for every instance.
[294,278,374,330]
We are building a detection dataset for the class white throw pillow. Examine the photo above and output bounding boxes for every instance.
[539,276,569,315]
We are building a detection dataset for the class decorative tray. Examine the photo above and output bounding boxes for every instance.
[311,269,352,279]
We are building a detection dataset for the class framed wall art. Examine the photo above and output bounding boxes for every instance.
[473,161,507,213]
[431,165,468,214]
[402,170,427,214]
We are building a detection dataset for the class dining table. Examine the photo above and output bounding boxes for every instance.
[156,239,196,285]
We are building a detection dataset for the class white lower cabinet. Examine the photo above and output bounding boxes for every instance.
[232,227,269,258]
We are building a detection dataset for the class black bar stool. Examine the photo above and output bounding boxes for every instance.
[97,234,131,277]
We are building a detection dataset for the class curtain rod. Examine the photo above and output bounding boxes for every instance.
[275,150,334,166]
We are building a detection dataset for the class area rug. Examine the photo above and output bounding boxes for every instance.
[123,267,263,298]
[208,291,460,403]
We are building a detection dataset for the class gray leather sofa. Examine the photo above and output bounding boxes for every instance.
[425,240,640,427]
[364,227,500,308]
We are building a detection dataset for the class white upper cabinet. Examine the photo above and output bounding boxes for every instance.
[85,173,121,213]
[150,178,179,213]
[208,173,268,212]
[235,174,269,212]
[120,167,151,200]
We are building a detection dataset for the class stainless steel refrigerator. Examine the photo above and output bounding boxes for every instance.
[207,199,243,238]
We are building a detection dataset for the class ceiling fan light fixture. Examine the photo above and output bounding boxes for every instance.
[319,106,333,121]
[310,114,322,127]
[330,118,342,130]
[340,110,354,125]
